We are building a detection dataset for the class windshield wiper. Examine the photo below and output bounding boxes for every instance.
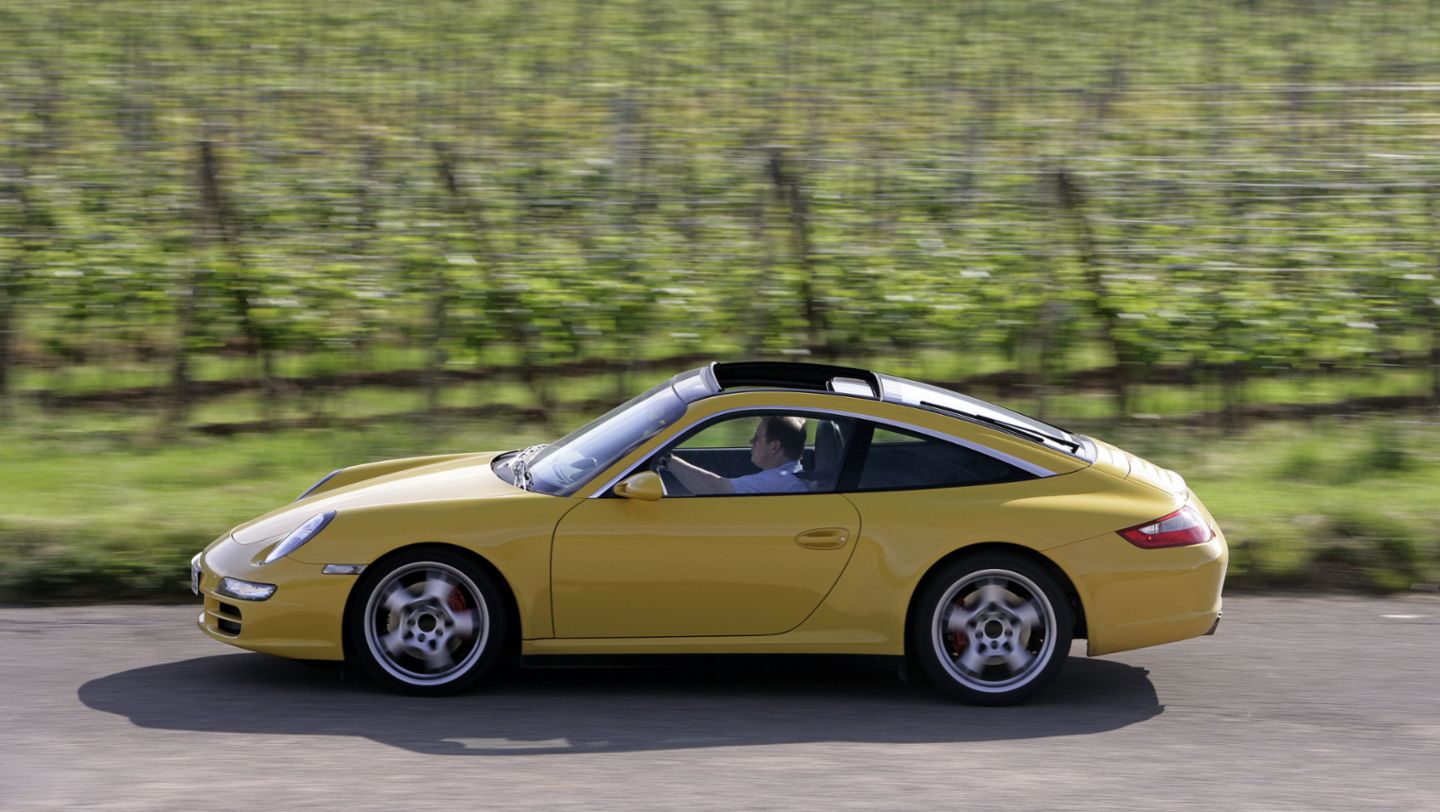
[509,444,549,491]
[920,401,1080,453]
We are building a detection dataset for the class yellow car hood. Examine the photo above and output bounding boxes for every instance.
[231,451,513,545]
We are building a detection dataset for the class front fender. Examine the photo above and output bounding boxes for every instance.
[287,496,579,640]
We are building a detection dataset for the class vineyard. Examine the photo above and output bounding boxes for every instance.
[1,0,1438,600]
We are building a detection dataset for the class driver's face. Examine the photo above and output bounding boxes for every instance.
[749,422,781,469]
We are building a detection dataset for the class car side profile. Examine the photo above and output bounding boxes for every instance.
[192,361,1227,705]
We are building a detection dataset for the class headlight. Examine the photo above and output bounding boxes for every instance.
[263,510,337,565]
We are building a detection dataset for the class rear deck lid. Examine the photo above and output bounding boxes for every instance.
[1090,439,1189,496]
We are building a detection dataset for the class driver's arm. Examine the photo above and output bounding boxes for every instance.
[666,455,736,495]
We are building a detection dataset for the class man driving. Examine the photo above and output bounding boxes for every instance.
[663,416,808,495]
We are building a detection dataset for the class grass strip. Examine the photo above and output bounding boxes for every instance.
[2,413,1437,604]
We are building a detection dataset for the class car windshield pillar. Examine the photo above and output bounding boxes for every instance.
[522,382,688,495]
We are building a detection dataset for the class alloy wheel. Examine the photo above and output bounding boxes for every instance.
[930,568,1058,695]
[362,561,490,687]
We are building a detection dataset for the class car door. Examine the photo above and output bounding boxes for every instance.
[550,411,861,638]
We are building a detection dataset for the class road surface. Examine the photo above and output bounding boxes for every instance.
[2,595,1438,810]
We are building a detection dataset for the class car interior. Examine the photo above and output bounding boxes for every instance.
[654,413,1033,496]
[654,415,853,495]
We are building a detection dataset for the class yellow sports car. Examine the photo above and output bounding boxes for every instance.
[192,362,1226,705]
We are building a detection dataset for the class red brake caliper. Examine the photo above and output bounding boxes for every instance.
[950,599,968,655]
[447,588,468,613]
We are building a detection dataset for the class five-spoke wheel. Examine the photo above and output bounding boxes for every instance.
[348,549,506,695]
[911,553,1073,705]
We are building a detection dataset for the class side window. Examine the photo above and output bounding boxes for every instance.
[657,413,855,496]
[854,425,1033,491]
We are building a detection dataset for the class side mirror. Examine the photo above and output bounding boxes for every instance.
[614,471,664,502]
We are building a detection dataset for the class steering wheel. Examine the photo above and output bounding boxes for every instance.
[650,453,691,496]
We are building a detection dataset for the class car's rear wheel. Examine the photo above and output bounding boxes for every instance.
[348,548,506,696]
[911,552,1073,705]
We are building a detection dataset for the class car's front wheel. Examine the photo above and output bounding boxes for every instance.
[348,548,506,696]
[911,552,1073,705]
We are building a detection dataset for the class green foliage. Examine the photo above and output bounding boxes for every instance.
[0,0,1438,392]
[1269,420,1419,485]
[0,522,198,604]
[1106,415,1440,592]
[1355,423,1417,475]
[1273,441,1328,484]
[1305,511,1423,592]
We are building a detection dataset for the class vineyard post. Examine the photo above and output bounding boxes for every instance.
[432,140,541,413]
[0,198,15,421]
[767,146,826,356]
[1054,167,1131,418]
[611,94,647,399]
[0,259,12,422]
[506,128,553,411]
[165,260,201,431]
[1220,165,1252,428]
[27,55,63,165]
[0,169,29,420]
[352,133,383,253]
[1030,300,1065,422]
[949,90,997,218]
[423,262,449,417]
[736,130,779,358]
[428,141,465,415]
[1428,188,1440,403]
[195,138,277,417]
[0,164,54,422]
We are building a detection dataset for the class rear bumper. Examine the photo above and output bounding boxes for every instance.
[1050,526,1228,657]
[193,535,353,661]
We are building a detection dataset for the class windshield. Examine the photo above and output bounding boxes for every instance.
[878,374,1091,459]
[520,380,687,495]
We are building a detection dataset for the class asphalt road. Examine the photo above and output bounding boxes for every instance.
[2,595,1438,811]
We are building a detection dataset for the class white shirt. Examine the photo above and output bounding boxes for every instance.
[730,459,808,495]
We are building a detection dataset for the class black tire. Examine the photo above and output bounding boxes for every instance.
[910,552,1073,706]
[346,548,508,696]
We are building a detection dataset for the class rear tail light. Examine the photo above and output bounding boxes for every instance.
[1119,505,1213,549]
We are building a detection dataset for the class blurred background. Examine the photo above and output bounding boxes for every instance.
[1,0,1437,601]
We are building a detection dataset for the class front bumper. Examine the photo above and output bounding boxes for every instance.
[193,535,356,661]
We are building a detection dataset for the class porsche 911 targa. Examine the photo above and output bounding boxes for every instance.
[192,361,1226,704]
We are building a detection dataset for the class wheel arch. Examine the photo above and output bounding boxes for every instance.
[340,542,524,662]
[903,542,1088,657]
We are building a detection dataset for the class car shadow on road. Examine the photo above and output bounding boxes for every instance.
[78,652,1161,756]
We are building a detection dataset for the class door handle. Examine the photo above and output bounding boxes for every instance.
[794,528,849,550]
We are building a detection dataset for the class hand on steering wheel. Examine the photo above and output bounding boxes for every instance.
[650,453,689,496]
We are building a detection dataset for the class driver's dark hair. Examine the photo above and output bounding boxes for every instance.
[761,416,806,461]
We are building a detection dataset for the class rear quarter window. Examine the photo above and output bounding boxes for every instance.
[854,426,1035,491]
